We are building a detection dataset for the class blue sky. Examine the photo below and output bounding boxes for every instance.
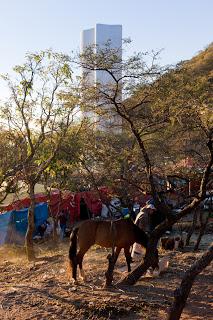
[0,0,212,93]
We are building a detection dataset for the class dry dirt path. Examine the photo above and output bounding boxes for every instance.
[0,235,212,319]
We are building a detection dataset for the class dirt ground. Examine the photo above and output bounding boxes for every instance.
[0,234,212,320]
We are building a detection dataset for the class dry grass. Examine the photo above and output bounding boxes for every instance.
[0,235,212,320]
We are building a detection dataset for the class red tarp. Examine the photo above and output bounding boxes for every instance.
[0,188,110,224]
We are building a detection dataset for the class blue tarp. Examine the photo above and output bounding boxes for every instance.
[0,203,48,245]
[14,202,48,235]
[0,210,14,245]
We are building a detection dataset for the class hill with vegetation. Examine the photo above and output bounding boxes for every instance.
[184,43,213,78]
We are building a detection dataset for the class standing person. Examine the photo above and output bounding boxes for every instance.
[58,209,67,240]
[109,198,121,218]
[80,198,90,220]
[131,204,157,260]
[135,203,157,234]
[37,221,47,238]
[132,198,140,220]
[121,201,130,219]
[44,218,54,239]
[101,203,109,218]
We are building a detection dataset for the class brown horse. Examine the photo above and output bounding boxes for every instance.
[68,218,158,281]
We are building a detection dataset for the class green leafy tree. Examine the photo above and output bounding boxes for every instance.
[0,50,78,260]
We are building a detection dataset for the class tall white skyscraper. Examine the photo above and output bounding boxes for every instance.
[81,24,122,132]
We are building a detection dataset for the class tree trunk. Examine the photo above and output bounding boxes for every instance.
[185,208,199,246]
[25,182,36,261]
[167,243,213,320]
[193,210,210,251]
[117,237,159,286]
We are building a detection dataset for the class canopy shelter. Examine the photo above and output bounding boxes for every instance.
[0,203,48,245]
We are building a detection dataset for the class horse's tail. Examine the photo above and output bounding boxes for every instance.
[69,227,79,259]
[68,226,79,280]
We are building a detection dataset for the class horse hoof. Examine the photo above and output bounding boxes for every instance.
[79,275,87,282]
[79,269,87,282]
[104,283,114,289]
[70,278,78,285]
